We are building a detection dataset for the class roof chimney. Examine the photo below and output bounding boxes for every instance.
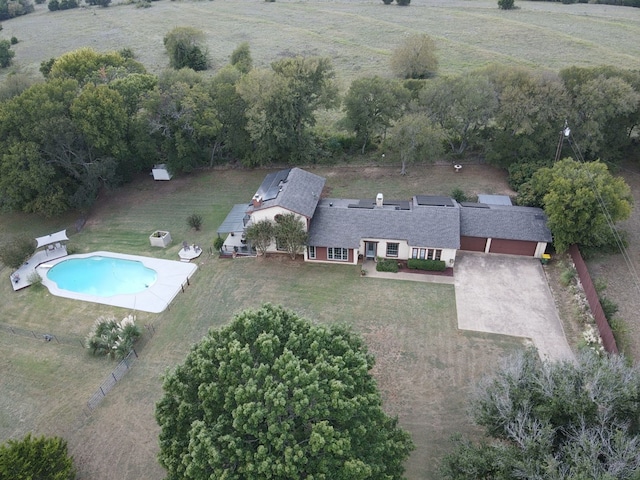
[376,193,384,208]
[252,194,262,208]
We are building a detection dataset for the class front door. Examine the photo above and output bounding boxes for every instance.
[365,242,377,260]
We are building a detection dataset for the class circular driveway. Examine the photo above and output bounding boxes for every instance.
[454,252,574,362]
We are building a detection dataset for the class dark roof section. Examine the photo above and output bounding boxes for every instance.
[460,204,552,242]
[249,168,326,219]
[308,198,460,249]
[415,195,455,207]
[477,194,513,206]
[255,169,291,202]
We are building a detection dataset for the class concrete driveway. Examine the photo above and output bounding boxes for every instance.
[454,252,574,362]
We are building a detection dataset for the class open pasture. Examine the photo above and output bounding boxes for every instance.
[2,0,640,88]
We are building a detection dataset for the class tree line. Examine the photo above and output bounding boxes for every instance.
[0,39,638,217]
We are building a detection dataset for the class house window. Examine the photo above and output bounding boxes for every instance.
[386,243,399,257]
[308,246,316,259]
[419,248,426,259]
[412,248,418,259]
[427,249,443,260]
[276,237,286,251]
[328,247,349,261]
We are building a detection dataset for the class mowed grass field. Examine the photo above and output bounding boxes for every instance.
[0,165,525,479]
[2,0,640,89]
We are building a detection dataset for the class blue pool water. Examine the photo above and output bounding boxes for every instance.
[47,256,157,297]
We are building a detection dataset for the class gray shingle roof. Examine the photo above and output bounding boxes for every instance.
[249,168,326,219]
[308,198,461,249]
[460,204,552,242]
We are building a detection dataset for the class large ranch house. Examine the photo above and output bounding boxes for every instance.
[218,168,552,264]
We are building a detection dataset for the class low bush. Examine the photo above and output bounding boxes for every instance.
[376,257,398,273]
[599,295,619,321]
[10,36,17,44]
[86,315,141,359]
[450,187,467,203]
[187,213,203,231]
[213,236,224,251]
[407,258,446,271]
[560,266,576,286]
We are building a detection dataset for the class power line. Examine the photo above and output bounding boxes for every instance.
[557,126,640,298]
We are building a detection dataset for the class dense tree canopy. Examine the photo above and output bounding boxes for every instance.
[0,433,75,479]
[419,72,497,155]
[441,349,640,480]
[519,158,633,252]
[342,76,410,154]
[1,41,640,216]
[156,304,414,480]
[238,56,338,165]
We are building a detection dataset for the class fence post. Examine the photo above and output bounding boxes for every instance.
[100,386,105,396]
[32,330,37,339]
[112,372,117,383]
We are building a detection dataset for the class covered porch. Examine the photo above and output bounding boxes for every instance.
[216,204,256,258]
[10,230,69,291]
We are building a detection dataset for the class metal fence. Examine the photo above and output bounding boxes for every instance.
[569,244,618,354]
[0,322,85,348]
[85,324,157,412]
[86,349,139,411]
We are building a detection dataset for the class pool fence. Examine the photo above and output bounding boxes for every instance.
[0,321,85,347]
[85,323,156,413]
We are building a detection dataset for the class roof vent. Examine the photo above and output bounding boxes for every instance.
[376,193,383,208]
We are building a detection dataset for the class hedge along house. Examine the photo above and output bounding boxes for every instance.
[305,195,460,265]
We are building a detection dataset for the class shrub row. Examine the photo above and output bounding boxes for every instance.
[407,258,446,271]
[376,257,399,273]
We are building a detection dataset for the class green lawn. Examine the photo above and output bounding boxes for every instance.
[0,166,526,479]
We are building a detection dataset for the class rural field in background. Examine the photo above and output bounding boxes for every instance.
[2,0,640,89]
[2,0,640,477]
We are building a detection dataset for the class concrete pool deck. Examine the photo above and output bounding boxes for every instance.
[37,251,197,313]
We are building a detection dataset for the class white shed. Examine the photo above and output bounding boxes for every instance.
[152,164,173,181]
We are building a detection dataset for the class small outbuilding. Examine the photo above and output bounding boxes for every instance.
[152,164,173,181]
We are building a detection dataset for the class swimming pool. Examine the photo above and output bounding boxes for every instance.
[37,251,198,313]
[47,256,157,297]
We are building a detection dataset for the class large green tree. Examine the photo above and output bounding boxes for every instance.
[244,218,274,256]
[560,66,640,162]
[388,113,443,175]
[419,72,498,155]
[342,76,410,154]
[519,158,633,252]
[143,70,221,173]
[156,304,414,480]
[273,212,307,259]
[0,433,75,479]
[441,349,640,480]
[483,65,569,168]
[163,26,209,71]
[237,56,338,165]
[390,33,438,80]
